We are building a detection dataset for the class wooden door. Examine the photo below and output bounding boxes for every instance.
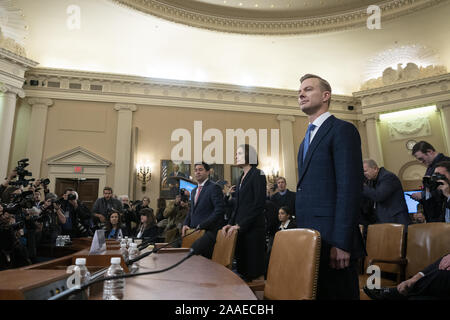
[54,178,99,210]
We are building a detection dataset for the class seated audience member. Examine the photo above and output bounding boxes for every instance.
[92,186,123,230]
[162,191,190,245]
[135,196,151,221]
[411,141,450,222]
[362,159,411,225]
[135,208,159,241]
[268,177,296,214]
[364,253,450,300]
[118,195,138,234]
[104,210,129,239]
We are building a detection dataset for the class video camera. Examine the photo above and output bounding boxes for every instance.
[9,159,34,188]
[423,173,448,191]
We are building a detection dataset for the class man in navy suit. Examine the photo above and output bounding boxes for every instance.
[182,162,225,258]
[362,159,411,225]
[295,74,365,299]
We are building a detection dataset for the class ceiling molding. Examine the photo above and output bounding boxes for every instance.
[110,0,445,35]
[23,67,360,120]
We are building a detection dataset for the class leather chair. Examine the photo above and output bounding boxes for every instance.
[181,228,205,248]
[211,229,238,269]
[359,223,406,299]
[404,222,450,279]
[250,228,321,300]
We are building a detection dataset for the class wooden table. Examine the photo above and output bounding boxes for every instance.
[121,251,256,300]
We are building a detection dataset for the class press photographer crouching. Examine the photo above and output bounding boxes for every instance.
[59,189,93,238]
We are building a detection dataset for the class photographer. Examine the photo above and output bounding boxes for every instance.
[0,204,31,270]
[60,190,93,238]
[426,161,450,223]
[162,190,190,245]
[118,195,138,236]
[38,193,66,245]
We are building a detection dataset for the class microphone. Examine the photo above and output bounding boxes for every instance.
[49,248,198,300]
[126,226,202,266]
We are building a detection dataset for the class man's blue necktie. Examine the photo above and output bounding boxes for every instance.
[303,124,316,161]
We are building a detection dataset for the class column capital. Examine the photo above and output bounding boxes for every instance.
[436,101,450,110]
[0,82,25,98]
[360,113,379,123]
[27,97,54,107]
[276,115,296,122]
[114,103,137,112]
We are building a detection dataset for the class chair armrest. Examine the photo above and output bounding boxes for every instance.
[369,258,407,266]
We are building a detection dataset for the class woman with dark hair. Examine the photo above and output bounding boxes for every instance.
[222,144,267,282]
[104,210,128,239]
[135,208,159,241]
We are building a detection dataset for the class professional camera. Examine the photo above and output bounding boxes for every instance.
[40,178,50,186]
[3,191,35,215]
[423,173,448,191]
[67,193,76,201]
[9,159,34,187]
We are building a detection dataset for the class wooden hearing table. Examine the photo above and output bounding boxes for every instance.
[0,238,256,300]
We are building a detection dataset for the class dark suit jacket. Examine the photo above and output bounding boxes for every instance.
[296,115,365,259]
[229,166,267,279]
[362,167,411,225]
[184,180,225,231]
[270,189,296,214]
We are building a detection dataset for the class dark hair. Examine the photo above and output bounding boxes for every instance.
[412,141,435,155]
[238,143,259,167]
[279,206,292,216]
[194,161,210,171]
[140,208,156,229]
[435,161,450,174]
[103,186,113,193]
[64,188,74,194]
[105,211,122,230]
[300,74,332,106]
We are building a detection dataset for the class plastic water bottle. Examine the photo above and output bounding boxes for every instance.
[127,238,133,248]
[103,257,125,300]
[128,243,140,273]
[56,235,62,247]
[120,243,128,261]
[74,258,91,299]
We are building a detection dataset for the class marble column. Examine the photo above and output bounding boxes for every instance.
[364,114,384,167]
[437,101,450,155]
[26,98,53,179]
[276,115,297,191]
[113,104,137,196]
[0,85,23,179]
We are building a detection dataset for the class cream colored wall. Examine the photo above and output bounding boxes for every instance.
[39,99,118,188]
[378,110,447,175]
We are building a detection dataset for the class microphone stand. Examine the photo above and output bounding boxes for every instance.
[126,226,202,265]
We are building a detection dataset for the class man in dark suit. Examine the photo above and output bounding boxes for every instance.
[182,162,225,258]
[295,74,365,300]
[362,159,411,225]
[269,177,296,214]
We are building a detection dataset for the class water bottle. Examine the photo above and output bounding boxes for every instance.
[120,237,127,247]
[120,243,128,261]
[103,257,125,300]
[128,243,140,273]
[74,258,91,299]
[127,238,133,248]
[56,235,62,247]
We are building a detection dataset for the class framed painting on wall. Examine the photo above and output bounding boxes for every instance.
[160,160,191,199]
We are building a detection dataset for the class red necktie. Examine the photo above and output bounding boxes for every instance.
[194,186,203,205]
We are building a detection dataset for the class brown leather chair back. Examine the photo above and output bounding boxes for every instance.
[181,228,205,248]
[365,223,405,274]
[212,229,238,269]
[264,229,321,300]
[405,222,450,278]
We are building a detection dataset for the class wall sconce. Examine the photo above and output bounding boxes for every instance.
[137,163,151,192]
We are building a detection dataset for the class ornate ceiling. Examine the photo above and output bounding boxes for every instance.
[111,0,445,34]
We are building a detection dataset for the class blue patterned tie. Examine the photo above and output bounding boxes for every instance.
[303,124,316,161]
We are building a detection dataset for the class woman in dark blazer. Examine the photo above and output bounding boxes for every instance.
[135,208,159,241]
[222,144,267,282]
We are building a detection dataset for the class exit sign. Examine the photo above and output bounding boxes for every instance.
[74,166,83,173]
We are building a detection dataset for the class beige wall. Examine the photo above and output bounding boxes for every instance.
[378,110,447,175]
[9,100,32,172]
